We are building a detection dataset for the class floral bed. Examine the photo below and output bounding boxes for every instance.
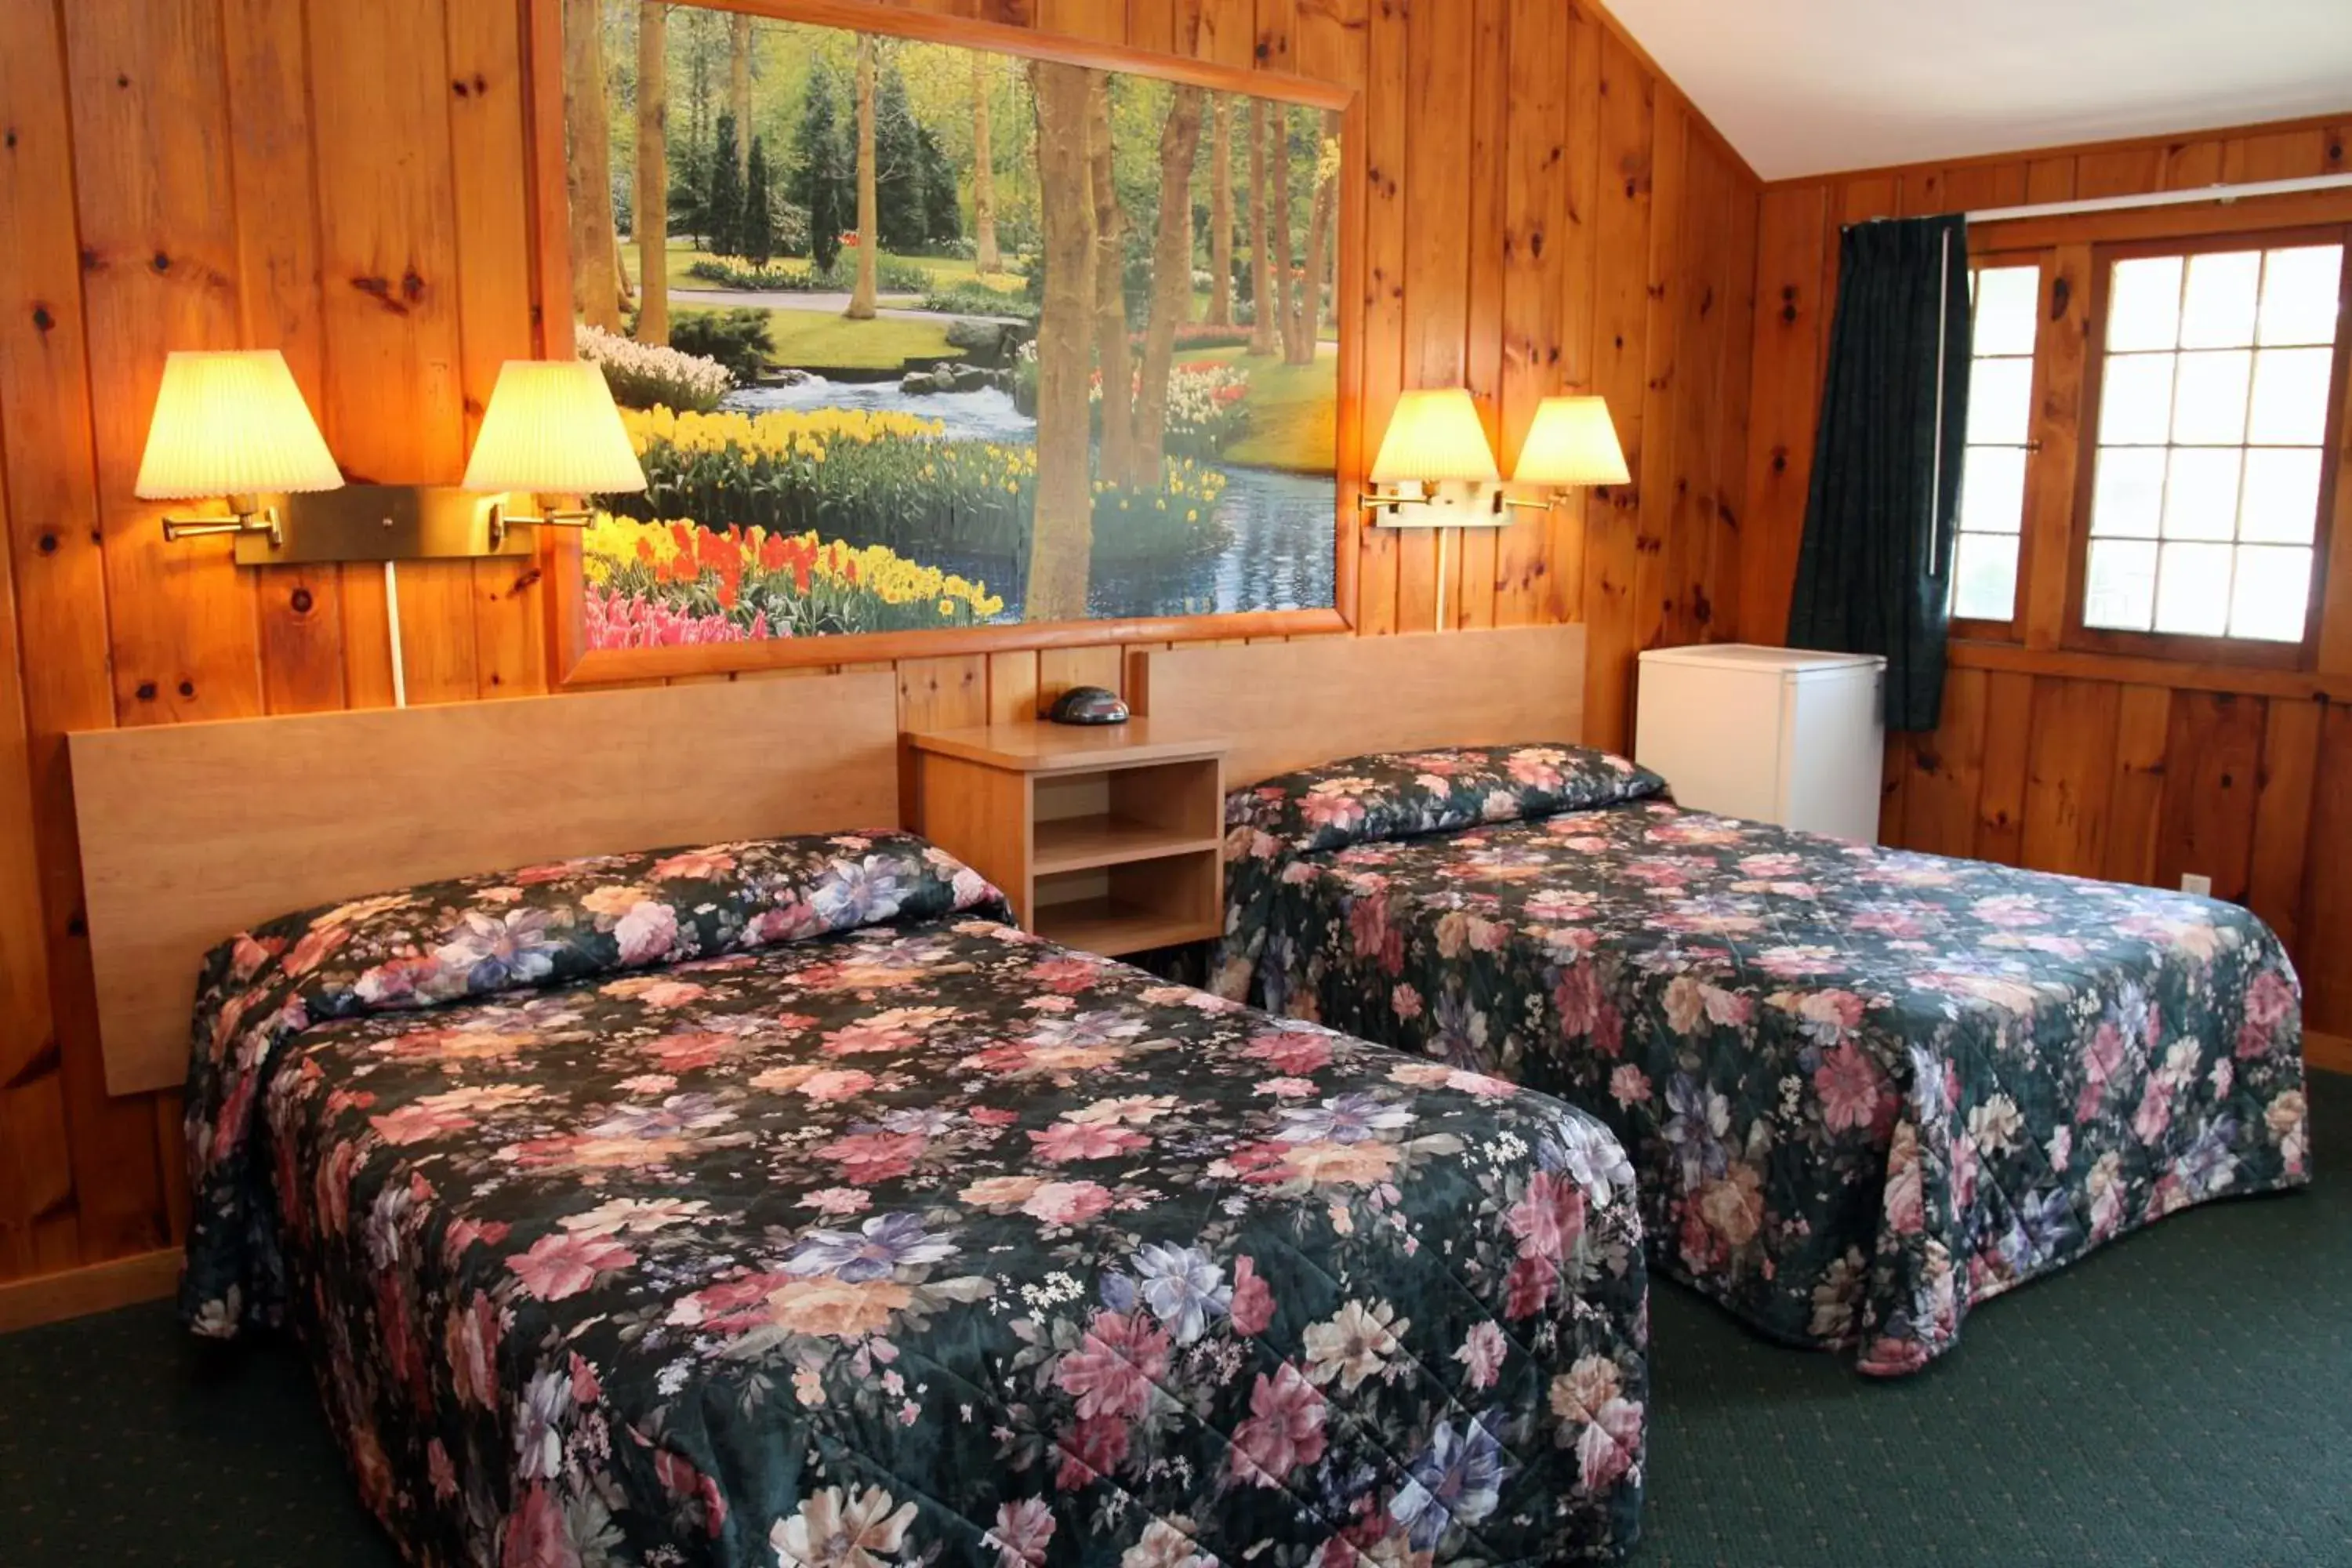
[1214,745,2311,1375]
[180,831,1651,1565]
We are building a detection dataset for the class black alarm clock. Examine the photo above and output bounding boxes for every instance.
[1047,684,1130,725]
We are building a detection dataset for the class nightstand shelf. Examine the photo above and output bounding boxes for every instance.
[908,720,1229,959]
[1033,813,1225,876]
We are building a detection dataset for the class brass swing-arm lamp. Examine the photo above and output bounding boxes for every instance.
[136,352,647,564]
[1359,388,1630,527]
[1501,394,1630,506]
[462,360,651,548]
[136,350,344,548]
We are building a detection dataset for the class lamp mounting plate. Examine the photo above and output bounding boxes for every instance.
[227,485,532,565]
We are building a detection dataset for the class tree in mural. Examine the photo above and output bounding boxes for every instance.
[848,34,879,319]
[1130,84,1205,475]
[743,134,775,266]
[1297,107,1339,358]
[791,56,847,274]
[1247,98,1275,356]
[728,12,752,173]
[1207,96,1233,328]
[1086,76,1133,488]
[1271,103,1300,364]
[706,111,744,258]
[1025,58,1098,622]
[635,0,670,346]
[970,54,1000,274]
[564,0,624,332]
[874,61,924,253]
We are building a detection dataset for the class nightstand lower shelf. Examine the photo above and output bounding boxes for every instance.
[1034,895,1219,955]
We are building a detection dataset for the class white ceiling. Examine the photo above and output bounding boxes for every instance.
[1604,0,2352,181]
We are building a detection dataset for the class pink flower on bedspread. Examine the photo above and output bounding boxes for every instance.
[1054,1413,1131,1490]
[1023,1180,1115,1225]
[1456,1321,1508,1389]
[506,1231,637,1301]
[1057,1310,1170,1420]
[1506,1171,1587,1264]
[817,1131,928,1184]
[1813,1041,1883,1133]
[986,1499,1056,1568]
[501,1483,572,1568]
[1229,1256,1275,1337]
[1229,1363,1327,1486]
[1029,1121,1150,1163]
[1243,1029,1332,1076]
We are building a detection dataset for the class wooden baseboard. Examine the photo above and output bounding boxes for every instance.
[2309,1030,2352,1076]
[0,1248,179,1334]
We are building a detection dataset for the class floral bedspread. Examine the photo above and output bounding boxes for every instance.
[180,831,1651,1566]
[1214,746,2311,1375]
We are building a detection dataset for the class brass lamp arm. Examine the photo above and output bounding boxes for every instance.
[159,504,284,549]
[486,503,594,550]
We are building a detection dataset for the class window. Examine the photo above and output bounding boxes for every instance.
[2079,239,2344,643]
[1951,263,2041,623]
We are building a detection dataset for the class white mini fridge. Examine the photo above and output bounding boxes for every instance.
[1633,644,1887,842]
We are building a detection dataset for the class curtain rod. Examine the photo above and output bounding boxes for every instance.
[1965,171,2352,224]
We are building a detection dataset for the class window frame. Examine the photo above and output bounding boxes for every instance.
[1947,247,2051,643]
[1953,206,2352,669]
[2055,223,2352,667]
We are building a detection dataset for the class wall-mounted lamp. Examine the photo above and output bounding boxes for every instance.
[1360,387,1629,631]
[135,350,346,549]
[141,352,644,565]
[1504,394,1629,509]
[463,360,649,548]
[1361,388,1506,526]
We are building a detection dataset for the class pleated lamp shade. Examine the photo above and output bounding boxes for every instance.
[134,350,343,499]
[1369,388,1501,484]
[1514,395,1629,486]
[462,361,648,495]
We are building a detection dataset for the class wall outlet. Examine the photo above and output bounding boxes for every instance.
[2180,873,2212,898]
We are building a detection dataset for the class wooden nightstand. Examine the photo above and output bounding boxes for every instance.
[908,720,1229,957]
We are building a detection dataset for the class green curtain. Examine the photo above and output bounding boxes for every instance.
[1788,214,1971,731]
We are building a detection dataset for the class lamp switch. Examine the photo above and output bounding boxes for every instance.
[2180,873,2212,898]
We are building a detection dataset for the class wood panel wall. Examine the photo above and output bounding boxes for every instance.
[1737,113,2352,1044]
[0,0,1760,1287]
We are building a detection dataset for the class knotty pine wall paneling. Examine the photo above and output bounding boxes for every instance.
[1738,114,2352,1044]
[0,0,1761,1287]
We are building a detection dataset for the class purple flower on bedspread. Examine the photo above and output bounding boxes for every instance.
[784,1212,960,1283]
[434,907,566,995]
[1274,1092,1414,1145]
[1131,1243,1232,1344]
[1392,1412,1509,1550]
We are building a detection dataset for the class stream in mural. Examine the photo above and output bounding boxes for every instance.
[724,377,1336,620]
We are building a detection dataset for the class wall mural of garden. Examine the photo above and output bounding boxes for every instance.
[561,1,1342,650]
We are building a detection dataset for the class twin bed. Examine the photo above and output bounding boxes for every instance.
[68,629,2312,1567]
[75,664,1649,1568]
[1140,634,2310,1378]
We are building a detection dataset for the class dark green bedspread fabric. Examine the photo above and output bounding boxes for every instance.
[178,831,1650,1566]
[1213,746,2312,1377]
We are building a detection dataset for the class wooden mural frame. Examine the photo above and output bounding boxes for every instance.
[524,0,1363,687]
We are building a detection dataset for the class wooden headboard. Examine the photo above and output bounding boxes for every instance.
[1130,626,1588,786]
[67,672,901,1095]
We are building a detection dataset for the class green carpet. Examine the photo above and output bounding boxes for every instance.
[5,1073,2347,1566]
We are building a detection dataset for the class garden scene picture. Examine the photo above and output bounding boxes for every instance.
[561,1,1341,648]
